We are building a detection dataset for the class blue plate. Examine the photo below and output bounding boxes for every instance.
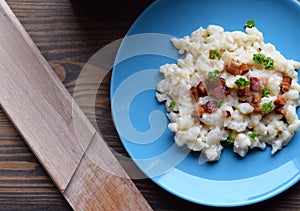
[110,0,300,207]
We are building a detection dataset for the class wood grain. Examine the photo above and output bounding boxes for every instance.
[0,0,300,210]
[0,0,151,210]
[0,0,93,192]
[63,133,151,210]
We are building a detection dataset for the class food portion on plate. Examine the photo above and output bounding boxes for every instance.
[156,20,300,162]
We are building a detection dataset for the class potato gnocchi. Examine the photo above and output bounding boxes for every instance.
[156,23,300,162]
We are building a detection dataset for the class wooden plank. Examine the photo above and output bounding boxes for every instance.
[0,0,152,210]
[0,0,93,192]
[63,133,152,210]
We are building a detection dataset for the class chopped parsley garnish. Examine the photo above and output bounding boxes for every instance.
[248,132,260,141]
[253,53,274,70]
[226,130,236,144]
[253,53,265,64]
[261,101,273,114]
[244,19,255,29]
[234,77,251,88]
[264,57,274,70]
[227,137,235,144]
[261,87,271,97]
[208,69,220,82]
[168,101,176,109]
[209,50,221,60]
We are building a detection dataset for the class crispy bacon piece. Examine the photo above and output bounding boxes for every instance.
[251,94,261,104]
[191,106,204,118]
[207,77,230,98]
[274,107,287,116]
[240,63,250,75]
[219,77,231,96]
[237,86,250,98]
[273,95,287,116]
[222,110,231,118]
[197,81,208,97]
[225,60,241,75]
[250,77,259,91]
[225,60,250,76]
[190,86,199,102]
[210,86,226,99]
[250,77,260,91]
[190,81,208,102]
[203,101,218,113]
[191,78,231,114]
[250,77,267,92]
[253,106,262,114]
[274,95,287,107]
[206,77,223,90]
[281,76,292,92]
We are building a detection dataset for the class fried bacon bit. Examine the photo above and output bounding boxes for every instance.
[253,106,262,114]
[191,106,204,118]
[203,101,218,113]
[250,77,259,91]
[250,77,260,91]
[274,95,287,107]
[222,110,231,118]
[197,81,208,97]
[206,77,223,90]
[273,95,287,116]
[207,77,230,98]
[190,81,208,102]
[210,86,226,99]
[237,86,250,98]
[251,94,261,104]
[250,77,267,92]
[190,87,199,102]
[225,60,250,76]
[274,107,287,116]
[240,63,250,75]
[281,76,292,92]
[192,78,230,102]
[219,77,231,96]
[225,60,241,75]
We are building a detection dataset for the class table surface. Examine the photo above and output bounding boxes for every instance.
[1,0,300,210]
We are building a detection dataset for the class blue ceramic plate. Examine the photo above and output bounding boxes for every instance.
[110,0,300,207]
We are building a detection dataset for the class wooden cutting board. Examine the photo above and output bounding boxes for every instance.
[0,0,152,210]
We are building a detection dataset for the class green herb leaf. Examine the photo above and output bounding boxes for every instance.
[208,70,220,82]
[234,77,251,88]
[244,19,255,29]
[209,50,221,60]
[253,53,266,64]
[264,57,274,70]
[248,132,260,141]
[226,130,236,144]
[261,87,271,97]
[227,137,235,144]
[253,53,274,70]
[168,101,176,109]
[261,101,273,114]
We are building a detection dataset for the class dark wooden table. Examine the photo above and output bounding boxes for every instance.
[1,0,300,210]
